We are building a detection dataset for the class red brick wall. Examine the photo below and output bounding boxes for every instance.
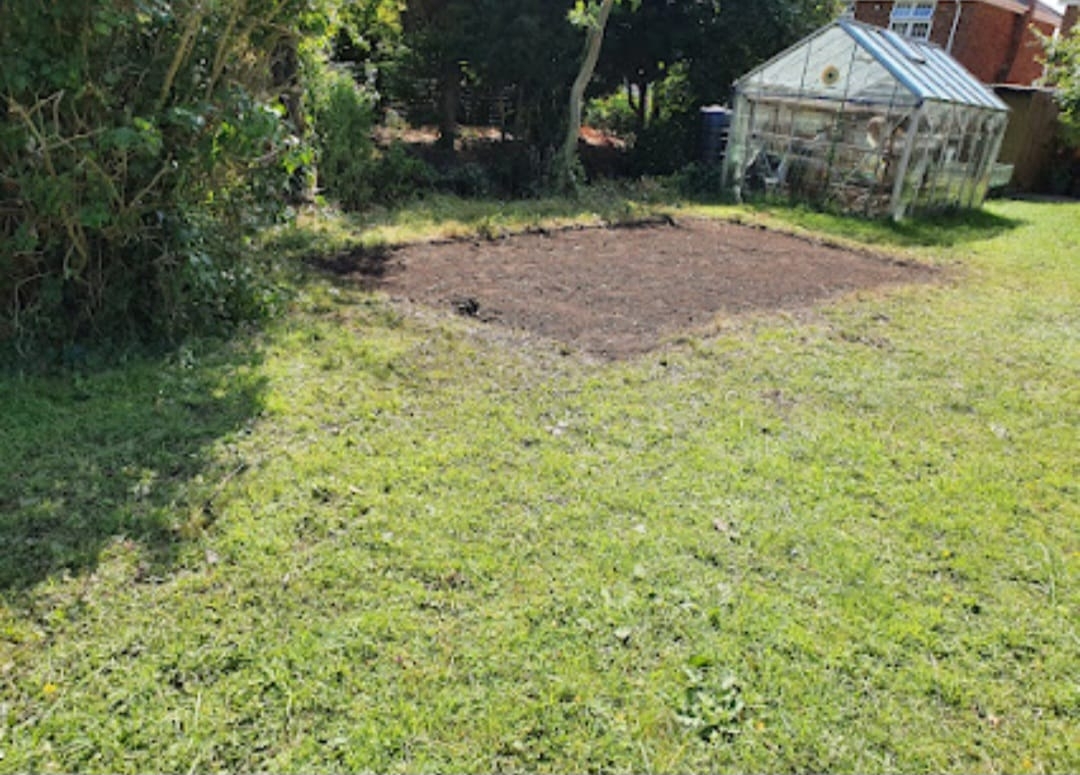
[948,3,1015,82]
[1008,18,1054,84]
[852,1,1052,85]
[855,1,892,28]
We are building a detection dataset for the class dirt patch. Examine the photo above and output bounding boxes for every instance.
[318,218,937,360]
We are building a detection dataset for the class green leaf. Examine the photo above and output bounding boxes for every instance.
[78,202,111,229]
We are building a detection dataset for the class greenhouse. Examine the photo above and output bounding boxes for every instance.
[722,19,1009,220]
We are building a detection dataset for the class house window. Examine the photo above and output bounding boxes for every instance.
[890,1,935,40]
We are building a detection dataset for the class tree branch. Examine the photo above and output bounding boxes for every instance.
[158,4,206,110]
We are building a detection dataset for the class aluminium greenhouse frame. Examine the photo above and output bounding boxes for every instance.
[723,19,1009,220]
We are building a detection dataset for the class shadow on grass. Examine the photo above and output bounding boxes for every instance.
[0,342,266,591]
[750,202,1026,249]
[303,244,396,291]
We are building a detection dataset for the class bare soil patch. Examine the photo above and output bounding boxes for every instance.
[320,218,937,360]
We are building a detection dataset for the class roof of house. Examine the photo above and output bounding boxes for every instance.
[1036,1,1065,20]
[853,0,1063,26]
[984,0,1063,25]
[738,19,1009,111]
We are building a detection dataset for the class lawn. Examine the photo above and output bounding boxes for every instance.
[0,195,1077,773]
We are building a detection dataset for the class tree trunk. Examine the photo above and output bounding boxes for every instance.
[437,61,462,154]
[556,0,616,190]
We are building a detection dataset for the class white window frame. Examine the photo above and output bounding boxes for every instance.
[890,1,936,40]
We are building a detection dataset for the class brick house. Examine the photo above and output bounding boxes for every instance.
[849,1,1074,85]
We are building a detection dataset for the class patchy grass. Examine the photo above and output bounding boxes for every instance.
[270,182,669,259]
[1,197,1077,773]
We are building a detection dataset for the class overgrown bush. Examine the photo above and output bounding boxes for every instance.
[314,75,379,210]
[436,162,493,198]
[1041,28,1080,197]
[675,162,728,201]
[0,0,313,364]
[486,143,551,198]
[1042,27,1080,146]
[371,142,436,202]
[314,74,434,208]
[585,90,639,138]
[630,114,696,176]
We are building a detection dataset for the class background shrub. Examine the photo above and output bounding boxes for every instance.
[370,142,436,203]
[675,162,728,201]
[0,0,312,364]
[314,74,435,209]
[314,75,379,210]
[585,91,640,138]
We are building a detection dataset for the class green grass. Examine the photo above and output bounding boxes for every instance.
[271,182,670,258]
[1,196,1077,773]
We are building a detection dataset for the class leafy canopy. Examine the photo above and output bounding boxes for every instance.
[1042,27,1080,143]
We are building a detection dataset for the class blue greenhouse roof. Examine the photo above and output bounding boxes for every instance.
[839,20,1007,111]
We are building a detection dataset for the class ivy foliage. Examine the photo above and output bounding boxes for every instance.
[0,0,323,361]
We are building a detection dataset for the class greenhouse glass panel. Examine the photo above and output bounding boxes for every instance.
[723,19,1009,219]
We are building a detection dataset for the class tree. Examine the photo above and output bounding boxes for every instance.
[676,0,838,106]
[1042,27,1080,144]
[401,0,476,152]
[595,0,839,127]
[468,0,580,147]
[595,0,700,130]
[585,0,837,174]
[333,0,408,95]
[555,0,618,189]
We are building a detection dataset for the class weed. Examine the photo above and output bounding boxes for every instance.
[678,659,745,742]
